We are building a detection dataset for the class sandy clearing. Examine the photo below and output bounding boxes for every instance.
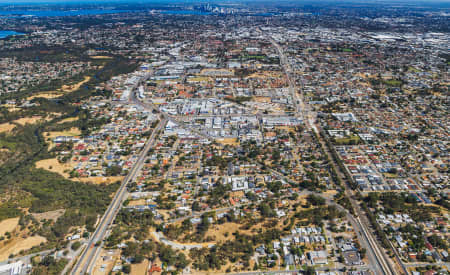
[0,218,19,237]
[77,176,123,185]
[13,116,44,126]
[27,92,61,100]
[58,117,79,124]
[27,76,91,100]
[90,56,113,59]
[128,199,148,206]
[216,138,239,146]
[151,231,215,248]
[0,123,16,133]
[204,222,242,242]
[61,76,91,93]
[6,107,21,112]
[35,158,122,184]
[44,128,81,140]
[254,96,272,103]
[131,259,149,275]
[0,235,46,261]
[35,158,73,179]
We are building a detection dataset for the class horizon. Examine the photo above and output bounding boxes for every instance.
[1,0,450,3]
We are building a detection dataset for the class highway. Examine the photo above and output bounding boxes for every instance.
[70,74,167,274]
[71,117,166,275]
[268,34,399,275]
[229,266,371,275]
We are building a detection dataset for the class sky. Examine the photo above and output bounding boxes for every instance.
[0,0,449,4]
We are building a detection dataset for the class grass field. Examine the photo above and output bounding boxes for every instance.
[383,79,403,87]
[334,135,361,145]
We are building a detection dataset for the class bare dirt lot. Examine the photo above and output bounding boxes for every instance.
[131,259,149,275]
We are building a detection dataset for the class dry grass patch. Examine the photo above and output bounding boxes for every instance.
[27,92,61,100]
[0,218,19,237]
[128,199,148,206]
[131,259,149,275]
[187,76,212,83]
[6,107,21,112]
[90,56,112,59]
[35,158,74,179]
[0,123,16,133]
[61,76,91,93]
[27,76,91,100]
[13,116,45,126]
[254,96,271,103]
[35,158,122,184]
[216,138,239,146]
[58,117,79,124]
[204,222,241,243]
[274,126,296,132]
[43,127,81,149]
[77,176,124,185]
[0,235,46,261]
[44,127,81,139]
[31,209,65,222]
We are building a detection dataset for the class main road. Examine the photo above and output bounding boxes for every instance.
[71,75,167,274]
[268,34,399,275]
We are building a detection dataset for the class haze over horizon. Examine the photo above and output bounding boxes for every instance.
[1,0,450,3]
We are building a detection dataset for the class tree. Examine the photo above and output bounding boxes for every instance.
[267,181,282,193]
[71,241,81,251]
[259,203,275,218]
[106,165,122,176]
[192,201,201,212]
[122,265,131,274]
[134,254,145,264]
[175,253,190,270]
[303,265,315,275]
[272,150,281,161]
[306,194,325,206]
